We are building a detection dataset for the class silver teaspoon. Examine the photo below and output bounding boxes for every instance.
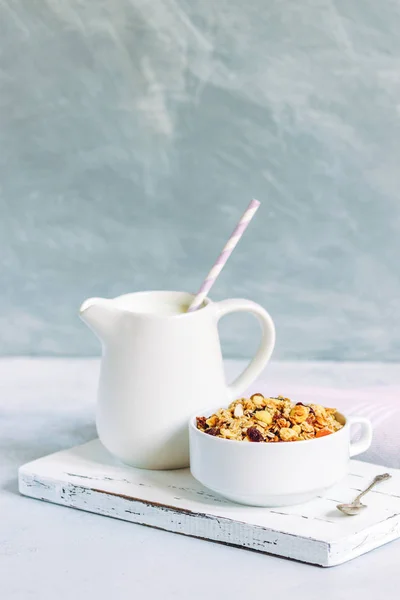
[337,473,392,516]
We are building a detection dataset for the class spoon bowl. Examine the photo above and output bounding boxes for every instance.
[337,502,367,516]
[336,473,391,516]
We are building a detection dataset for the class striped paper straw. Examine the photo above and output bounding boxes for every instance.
[187,199,260,312]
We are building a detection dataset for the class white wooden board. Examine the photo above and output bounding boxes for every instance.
[18,440,400,567]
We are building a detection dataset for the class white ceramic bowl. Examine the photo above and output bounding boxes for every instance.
[189,409,372,507]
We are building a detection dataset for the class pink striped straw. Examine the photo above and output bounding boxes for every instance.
[187,199,261,312]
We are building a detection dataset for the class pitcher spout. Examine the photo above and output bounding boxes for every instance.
[79,297,117,342]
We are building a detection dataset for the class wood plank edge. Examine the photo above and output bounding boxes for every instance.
[18,471,330,567]
[327,512,400,566]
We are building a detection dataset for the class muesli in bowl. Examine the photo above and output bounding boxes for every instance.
[195,394,343,443]
[189,393,372,507]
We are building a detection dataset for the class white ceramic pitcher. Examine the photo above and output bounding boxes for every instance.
[80,291,275,470]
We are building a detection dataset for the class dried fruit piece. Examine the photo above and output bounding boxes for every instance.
[247,427,264,442]
[315,428,333,438]
[196,416,207,429]
[205,427,220,436]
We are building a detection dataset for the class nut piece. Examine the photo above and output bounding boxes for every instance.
[290,405,310,424]
[206,415,218,427]
[220,428,235,439]
[250,393,264,406]
[313,405,328,427]
[233,403,244,418]
[301,421,314,433]
[279,427,299,441]
[255,410,273,425]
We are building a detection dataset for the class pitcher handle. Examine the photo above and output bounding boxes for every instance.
[215,299,276,401]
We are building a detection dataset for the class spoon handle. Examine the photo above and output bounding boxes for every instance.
[354,473,391,504]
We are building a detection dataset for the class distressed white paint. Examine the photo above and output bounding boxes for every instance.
[19,440,400,567]
[3,358,400,598]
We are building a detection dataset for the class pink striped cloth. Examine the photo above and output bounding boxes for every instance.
[225,360,400,469]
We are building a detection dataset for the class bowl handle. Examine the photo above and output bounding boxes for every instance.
[347,416,373,457]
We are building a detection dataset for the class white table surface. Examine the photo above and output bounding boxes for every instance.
[2,358,400,599]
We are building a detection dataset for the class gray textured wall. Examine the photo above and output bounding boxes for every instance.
[1,0,400,360]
